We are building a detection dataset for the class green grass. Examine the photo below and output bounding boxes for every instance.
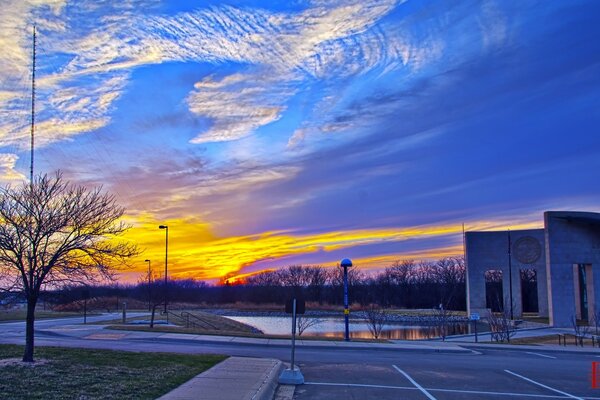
[0,345,226,400]
[0,310,98,322]
[106,323,389,343]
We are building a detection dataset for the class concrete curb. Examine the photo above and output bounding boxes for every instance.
[462,343,600,355]
[253,358,283,400]
[124,332,472,354]
[157,357,283,400]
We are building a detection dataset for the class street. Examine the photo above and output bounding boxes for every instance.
[0,315,598,399]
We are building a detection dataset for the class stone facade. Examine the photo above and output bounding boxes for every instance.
[466,211,600,327]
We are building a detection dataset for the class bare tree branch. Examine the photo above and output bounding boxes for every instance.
[0,172,139,361]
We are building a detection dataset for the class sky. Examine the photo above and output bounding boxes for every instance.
[0,0,599,283]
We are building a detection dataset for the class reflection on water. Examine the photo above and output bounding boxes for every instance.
[224,315,470,340]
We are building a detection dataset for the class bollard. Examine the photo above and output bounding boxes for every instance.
[122,301,127,324]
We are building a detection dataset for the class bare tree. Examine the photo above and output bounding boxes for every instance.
[487,301,517,343]
[571,315,590,346]
[364,304,388,339]
[431,304,455,341]
[296,314,323,336]
[0,173,138,362]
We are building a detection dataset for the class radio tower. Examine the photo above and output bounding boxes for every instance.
[30,25,36,185]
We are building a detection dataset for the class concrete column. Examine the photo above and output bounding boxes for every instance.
[509,265,523,318]
[588,264,598,323]
[536,266,549,318]
[547,263,577,327]
[573,264,582,320]
[467,270,487,315]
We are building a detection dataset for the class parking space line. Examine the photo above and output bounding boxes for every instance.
[525,352,557,359]
[505,369,584,400]
[304,382,416,391]
[393,365,438,400]
[303,382,587,398]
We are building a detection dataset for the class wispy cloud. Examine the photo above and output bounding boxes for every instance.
[187,71,297,143]
[0,153,26,183]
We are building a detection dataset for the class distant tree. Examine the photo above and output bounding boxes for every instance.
[364,304,388,339]
[433,257,465,308]
[0,173,138,362]
[296,313,323,336]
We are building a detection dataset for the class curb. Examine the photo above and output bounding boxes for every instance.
[157,357,283,400]
[462,343,600,355]
[131,334,472,354]
[253,359,283,400]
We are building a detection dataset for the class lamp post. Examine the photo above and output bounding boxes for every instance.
[508,230,514,320]
[159,225,168,314]
[144,259,151,311]
[340,258,352,341]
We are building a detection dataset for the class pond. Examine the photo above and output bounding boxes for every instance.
[224,315,471,340]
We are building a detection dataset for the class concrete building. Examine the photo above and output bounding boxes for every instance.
[466,211,600,327]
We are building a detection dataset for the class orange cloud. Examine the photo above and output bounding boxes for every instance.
[119,213,542,283]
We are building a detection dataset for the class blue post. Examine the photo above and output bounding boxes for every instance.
[341,259,352,341]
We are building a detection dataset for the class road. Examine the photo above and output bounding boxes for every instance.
[0,314,598,399]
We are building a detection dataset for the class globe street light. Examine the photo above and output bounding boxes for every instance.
[159,225,168,313]
[340,258,352,341]
[144,259,151,311]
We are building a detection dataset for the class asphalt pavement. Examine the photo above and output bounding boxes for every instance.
[1,313,599,400]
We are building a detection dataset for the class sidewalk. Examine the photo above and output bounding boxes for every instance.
[158,357,282,400]
[94,328,471,353]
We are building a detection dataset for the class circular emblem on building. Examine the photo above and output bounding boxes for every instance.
[513,236,542,264]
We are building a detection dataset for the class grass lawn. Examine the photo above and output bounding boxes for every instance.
[106,324,389,343]
[0,310,95,322]
[0,345,226,400]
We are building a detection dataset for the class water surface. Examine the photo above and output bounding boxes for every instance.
[224,315,469,340]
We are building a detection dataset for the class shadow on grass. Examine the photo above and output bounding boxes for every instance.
[0,345,226,400]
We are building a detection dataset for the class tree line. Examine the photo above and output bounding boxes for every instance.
[50,256,466,311]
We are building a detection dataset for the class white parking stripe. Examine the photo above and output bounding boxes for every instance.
[303,382,592,399]
[393,365,438,400]
[525,352,557,359]
[305,382,416,391]
[505,369,584,400]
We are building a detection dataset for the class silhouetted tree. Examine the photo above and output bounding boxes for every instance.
[0,173,138,362]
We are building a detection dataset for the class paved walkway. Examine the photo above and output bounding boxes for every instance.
[158,357,282,400]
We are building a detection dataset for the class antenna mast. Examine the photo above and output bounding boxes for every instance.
[30,25,36,185]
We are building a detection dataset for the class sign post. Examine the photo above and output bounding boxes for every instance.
[470,312,480,343]
[291,299,297,371]
[340,258,352,341]
[279,297,305,385]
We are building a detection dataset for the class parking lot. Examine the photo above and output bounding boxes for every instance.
[294,349,600,400]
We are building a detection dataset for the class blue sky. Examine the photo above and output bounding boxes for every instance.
[0,0,599,281]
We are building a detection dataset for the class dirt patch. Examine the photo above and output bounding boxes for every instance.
[0,358,49,367]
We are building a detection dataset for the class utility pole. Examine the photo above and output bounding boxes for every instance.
[508,229,514,320]
[30,26,36,185]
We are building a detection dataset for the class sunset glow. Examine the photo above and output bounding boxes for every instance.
[1,1,598,284]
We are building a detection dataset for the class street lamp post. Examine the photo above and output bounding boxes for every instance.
[508,230,514,320]
[159,225,168,314]
[340,258,352,341]
[144,259,151,311]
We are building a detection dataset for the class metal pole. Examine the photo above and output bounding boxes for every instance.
[84,298,87,324]
[508,230,514,320]
[343,264,349,341]
[30,25,36,186]
[291,298,296,371]
[145,260,151,311]
[159,225,169,314]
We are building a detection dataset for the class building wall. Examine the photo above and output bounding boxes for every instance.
[545,211,600,327]
[466,229,547,318]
